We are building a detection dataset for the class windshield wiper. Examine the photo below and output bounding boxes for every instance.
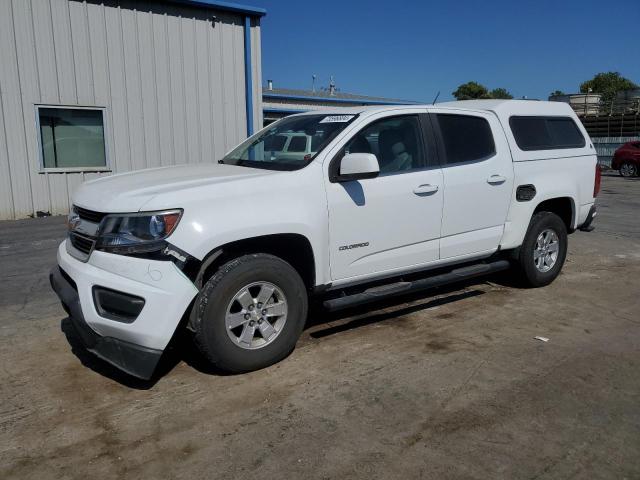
[233,159,301,171]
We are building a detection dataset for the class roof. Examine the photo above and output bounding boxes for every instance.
[292,105,426,116]
[263,87,419,105]
[435,99,577,117]
[169,0,266,17]
[289,100,578,118]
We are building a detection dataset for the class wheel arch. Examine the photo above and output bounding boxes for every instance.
[533,196,575,232]
[500,193,578,251]
[193,233,317,291]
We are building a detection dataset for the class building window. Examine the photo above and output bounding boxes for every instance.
[37,106,108,171]
[509,116,585,151]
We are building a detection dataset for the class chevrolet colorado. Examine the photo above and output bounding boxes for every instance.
[50,100,599,379]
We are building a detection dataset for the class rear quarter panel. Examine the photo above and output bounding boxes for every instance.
[500,154,597,249]
[494,104,597,249]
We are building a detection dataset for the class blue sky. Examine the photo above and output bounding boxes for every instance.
[248,0,640,102]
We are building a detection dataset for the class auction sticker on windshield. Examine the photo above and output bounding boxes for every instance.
[320,115,355,123]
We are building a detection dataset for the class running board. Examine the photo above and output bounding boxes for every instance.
[323,259,511,312]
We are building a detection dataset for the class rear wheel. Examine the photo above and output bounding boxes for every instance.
[192,254,308,373]
[619,162,637,177]
[515,212,568,287]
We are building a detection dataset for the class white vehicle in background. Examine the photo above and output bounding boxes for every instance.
[264,132,318,162]
[51,100,599,379]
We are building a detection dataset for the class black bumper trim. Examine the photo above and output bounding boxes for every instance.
[49,266,162,380]
[579,205,597,232]
[92,286,145,323]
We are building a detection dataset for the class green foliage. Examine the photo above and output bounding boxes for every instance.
[489,88,513,99]
[452,82,491,100]
[453,82,513,100]
[550,90,566,97]
[580,72,638,103]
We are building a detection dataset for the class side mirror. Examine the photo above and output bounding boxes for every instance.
[336,153,380,182]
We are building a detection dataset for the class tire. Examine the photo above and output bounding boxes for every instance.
[192,253,308,373]
[619,162,637,177]
[515,212,568,288]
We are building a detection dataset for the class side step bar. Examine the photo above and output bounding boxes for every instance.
[323,259,511,312]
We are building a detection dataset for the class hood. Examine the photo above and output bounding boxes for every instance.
[73,163,276,212]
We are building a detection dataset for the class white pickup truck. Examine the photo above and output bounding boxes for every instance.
[50,100,600,379]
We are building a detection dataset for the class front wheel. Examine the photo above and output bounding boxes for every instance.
[515,212,568,288]
[192,253,308,373]
[619,162,637,177]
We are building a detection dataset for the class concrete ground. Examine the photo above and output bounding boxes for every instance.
[1,175,639,479]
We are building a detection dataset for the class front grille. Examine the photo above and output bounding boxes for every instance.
[74,205,107,224]
[70,232,95,255]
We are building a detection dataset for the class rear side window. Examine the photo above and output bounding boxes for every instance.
[436,114,496,164]
[509,116,585,151]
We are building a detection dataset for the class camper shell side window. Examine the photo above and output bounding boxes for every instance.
[509,116,586,151]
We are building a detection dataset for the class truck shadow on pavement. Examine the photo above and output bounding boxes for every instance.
[60,276,501,388]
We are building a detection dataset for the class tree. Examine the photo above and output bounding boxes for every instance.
[489,88,513,99]
[549,90,566,97]
[580,72,638,103]
[452,81,491,100]
[453,82,514,100]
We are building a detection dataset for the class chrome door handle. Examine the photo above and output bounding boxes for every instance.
[487,175,507,185]
[413,184,439,195]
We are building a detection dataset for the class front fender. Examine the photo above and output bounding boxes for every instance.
[150,164,331,286]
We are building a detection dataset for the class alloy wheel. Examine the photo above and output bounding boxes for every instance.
[225,281,288,350]
[620,163,637,177]
[534,228,560,273]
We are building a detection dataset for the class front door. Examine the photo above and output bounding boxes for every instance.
[325,113,443,282]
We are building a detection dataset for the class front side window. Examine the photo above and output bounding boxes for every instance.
[436,114,496,164]
[340,115,426,174]
[223,114,356,171]
[38,107,107,170]
[509,116,585,151]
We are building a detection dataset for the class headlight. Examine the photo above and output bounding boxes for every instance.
[95,209,182,254]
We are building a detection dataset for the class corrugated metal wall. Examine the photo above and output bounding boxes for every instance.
[0,0,262,220]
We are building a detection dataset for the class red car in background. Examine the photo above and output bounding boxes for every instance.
[612,141,640,177]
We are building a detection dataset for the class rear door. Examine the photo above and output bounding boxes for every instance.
[429,109,514,259]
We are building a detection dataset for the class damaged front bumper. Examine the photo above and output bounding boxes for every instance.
[50,241,198,379]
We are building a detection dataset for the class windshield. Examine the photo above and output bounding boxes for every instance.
[221,114,357,171]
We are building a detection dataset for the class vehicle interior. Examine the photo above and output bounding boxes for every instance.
[343,117,421,173]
